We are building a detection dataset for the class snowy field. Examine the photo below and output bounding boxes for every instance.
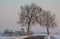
[0,34,60,39]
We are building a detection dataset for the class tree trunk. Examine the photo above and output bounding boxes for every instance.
[27,22,30,36]
[47,27,49,36]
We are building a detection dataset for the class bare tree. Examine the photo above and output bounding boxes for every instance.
[18,3,42,36]
[38,10,56,36]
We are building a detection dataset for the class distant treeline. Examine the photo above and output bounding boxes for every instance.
[2,29,34,36]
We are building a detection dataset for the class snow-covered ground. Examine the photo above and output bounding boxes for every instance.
[0,36,21,39]
[51,34,60,39]
[33,34,60,39]
[0,34,60,39]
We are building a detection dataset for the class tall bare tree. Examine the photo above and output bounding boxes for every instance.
[18,3,42,36]
[38,10,56,36]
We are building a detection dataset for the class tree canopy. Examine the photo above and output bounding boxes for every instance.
[19,3,42,25]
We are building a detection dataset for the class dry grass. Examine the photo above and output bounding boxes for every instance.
[24,36,45,39]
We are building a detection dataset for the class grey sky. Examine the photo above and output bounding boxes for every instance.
[0,0,60,33]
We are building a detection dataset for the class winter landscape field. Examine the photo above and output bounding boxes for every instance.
[0,33,60,39]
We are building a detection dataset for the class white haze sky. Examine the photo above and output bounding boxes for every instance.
[0,0,60,33]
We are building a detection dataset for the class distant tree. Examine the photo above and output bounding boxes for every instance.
[20,28,26,36]
[18,3,42,36]
[4,29,9,34]
[28,30,34,35]
[9,30,13,36]
[21,28,24,31]
[38,10,56,36]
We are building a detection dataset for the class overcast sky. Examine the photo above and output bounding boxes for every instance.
[0,0,60,33]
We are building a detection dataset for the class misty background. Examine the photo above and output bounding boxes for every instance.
[0,0,60,33]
